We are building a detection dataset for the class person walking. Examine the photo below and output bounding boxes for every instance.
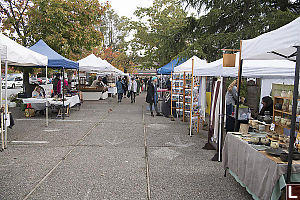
[116,77,124,103]
[128,77,137,103]
[146,77,162,117]
[123,76,128,98]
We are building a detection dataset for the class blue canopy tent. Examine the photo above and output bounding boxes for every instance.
[29,40,79,121]
[29,40,78,69]
[156,57,187,75]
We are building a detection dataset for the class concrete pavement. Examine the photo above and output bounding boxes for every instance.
[0,93,252,200]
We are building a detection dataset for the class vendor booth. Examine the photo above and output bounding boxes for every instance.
[78,54,110,100]
[29,40,79,121]
[0,33,48,150]
[221,16,300,200]
[78,54,125,100]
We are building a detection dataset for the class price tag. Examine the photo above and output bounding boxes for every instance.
[270,123,275,131]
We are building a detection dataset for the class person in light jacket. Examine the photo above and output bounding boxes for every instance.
[128,77,137,103]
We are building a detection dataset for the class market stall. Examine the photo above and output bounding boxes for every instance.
[239,16,300,185]
[219,16,300,199]
[29,40,79,120]
[0,33,48,150]
[78,54,110,100]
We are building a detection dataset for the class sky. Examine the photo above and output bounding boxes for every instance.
[99,0,154,19]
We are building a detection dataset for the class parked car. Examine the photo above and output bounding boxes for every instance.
[2,76,23,88]
[30,77,42,85]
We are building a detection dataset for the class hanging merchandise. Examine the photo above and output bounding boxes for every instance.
[171,72,184,118]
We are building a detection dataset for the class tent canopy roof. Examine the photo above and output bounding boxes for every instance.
[78,54,108,72]
[0,33,48,66]
[29,40,78,69]
[174,55,207,73]
[194,53,296,78]
[157,57,187,75]
[241,17,300,61]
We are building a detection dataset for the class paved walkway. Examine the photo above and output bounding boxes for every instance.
[0,93,252,200]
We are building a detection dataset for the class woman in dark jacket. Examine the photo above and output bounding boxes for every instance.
[116,77,124,103]
[259,96,273,116]
[146,77,161,117]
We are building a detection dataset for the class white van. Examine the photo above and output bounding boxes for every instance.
[2,75,23,88]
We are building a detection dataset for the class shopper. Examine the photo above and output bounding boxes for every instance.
[146,77,162,116]
[123,76,128,98]
[128,77,137,103]
[116,77,124,103]
[53,73,60,96]
[102,75,108,85]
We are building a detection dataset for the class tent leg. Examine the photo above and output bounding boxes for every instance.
[287,46,300,184]
[4,61,8,148]
[62,68,65,120]
[234,59,243,131]
[45,65,48,127]
[0,58,3,151]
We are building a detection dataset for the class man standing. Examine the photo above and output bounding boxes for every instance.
[128,77,137,103]
[146,77,162,117]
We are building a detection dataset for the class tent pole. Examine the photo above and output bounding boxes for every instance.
[77,69,80,89]
[234,42,243,131]
[62,68,65,120]
[4,61,8,148]
[0,57,3,151]
[170,63,174,121]
[45,65,48,127]
[287,46,300,184]
[189,59,194,137]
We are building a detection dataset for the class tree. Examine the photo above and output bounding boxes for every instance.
[28,0,108,60]
[99,7,128,51]
[124,0,189,68]
[0,0,32,45]
[180,0,300,61]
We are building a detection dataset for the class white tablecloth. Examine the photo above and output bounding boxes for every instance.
[22,95,80,110]
[108,87,117,94]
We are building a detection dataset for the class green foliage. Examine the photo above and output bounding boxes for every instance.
[181,0,300,62]
[1,0,108,60]
[123,0,191,69]
[27,0,108,60]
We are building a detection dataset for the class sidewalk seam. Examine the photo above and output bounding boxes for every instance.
[143,105,151,200]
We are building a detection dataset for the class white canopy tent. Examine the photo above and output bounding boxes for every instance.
[241,17,300,61]
[194,53,296,78]
[100,59,125,76]
[240,16,300,183]
[78,54,109,72]
[174,56,207,72]
[0,33,48,150]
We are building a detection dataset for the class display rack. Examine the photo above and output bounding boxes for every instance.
[190,76,203,134]
[171,72,184,118]
[273,96,300,137]
[183,71,192,122]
